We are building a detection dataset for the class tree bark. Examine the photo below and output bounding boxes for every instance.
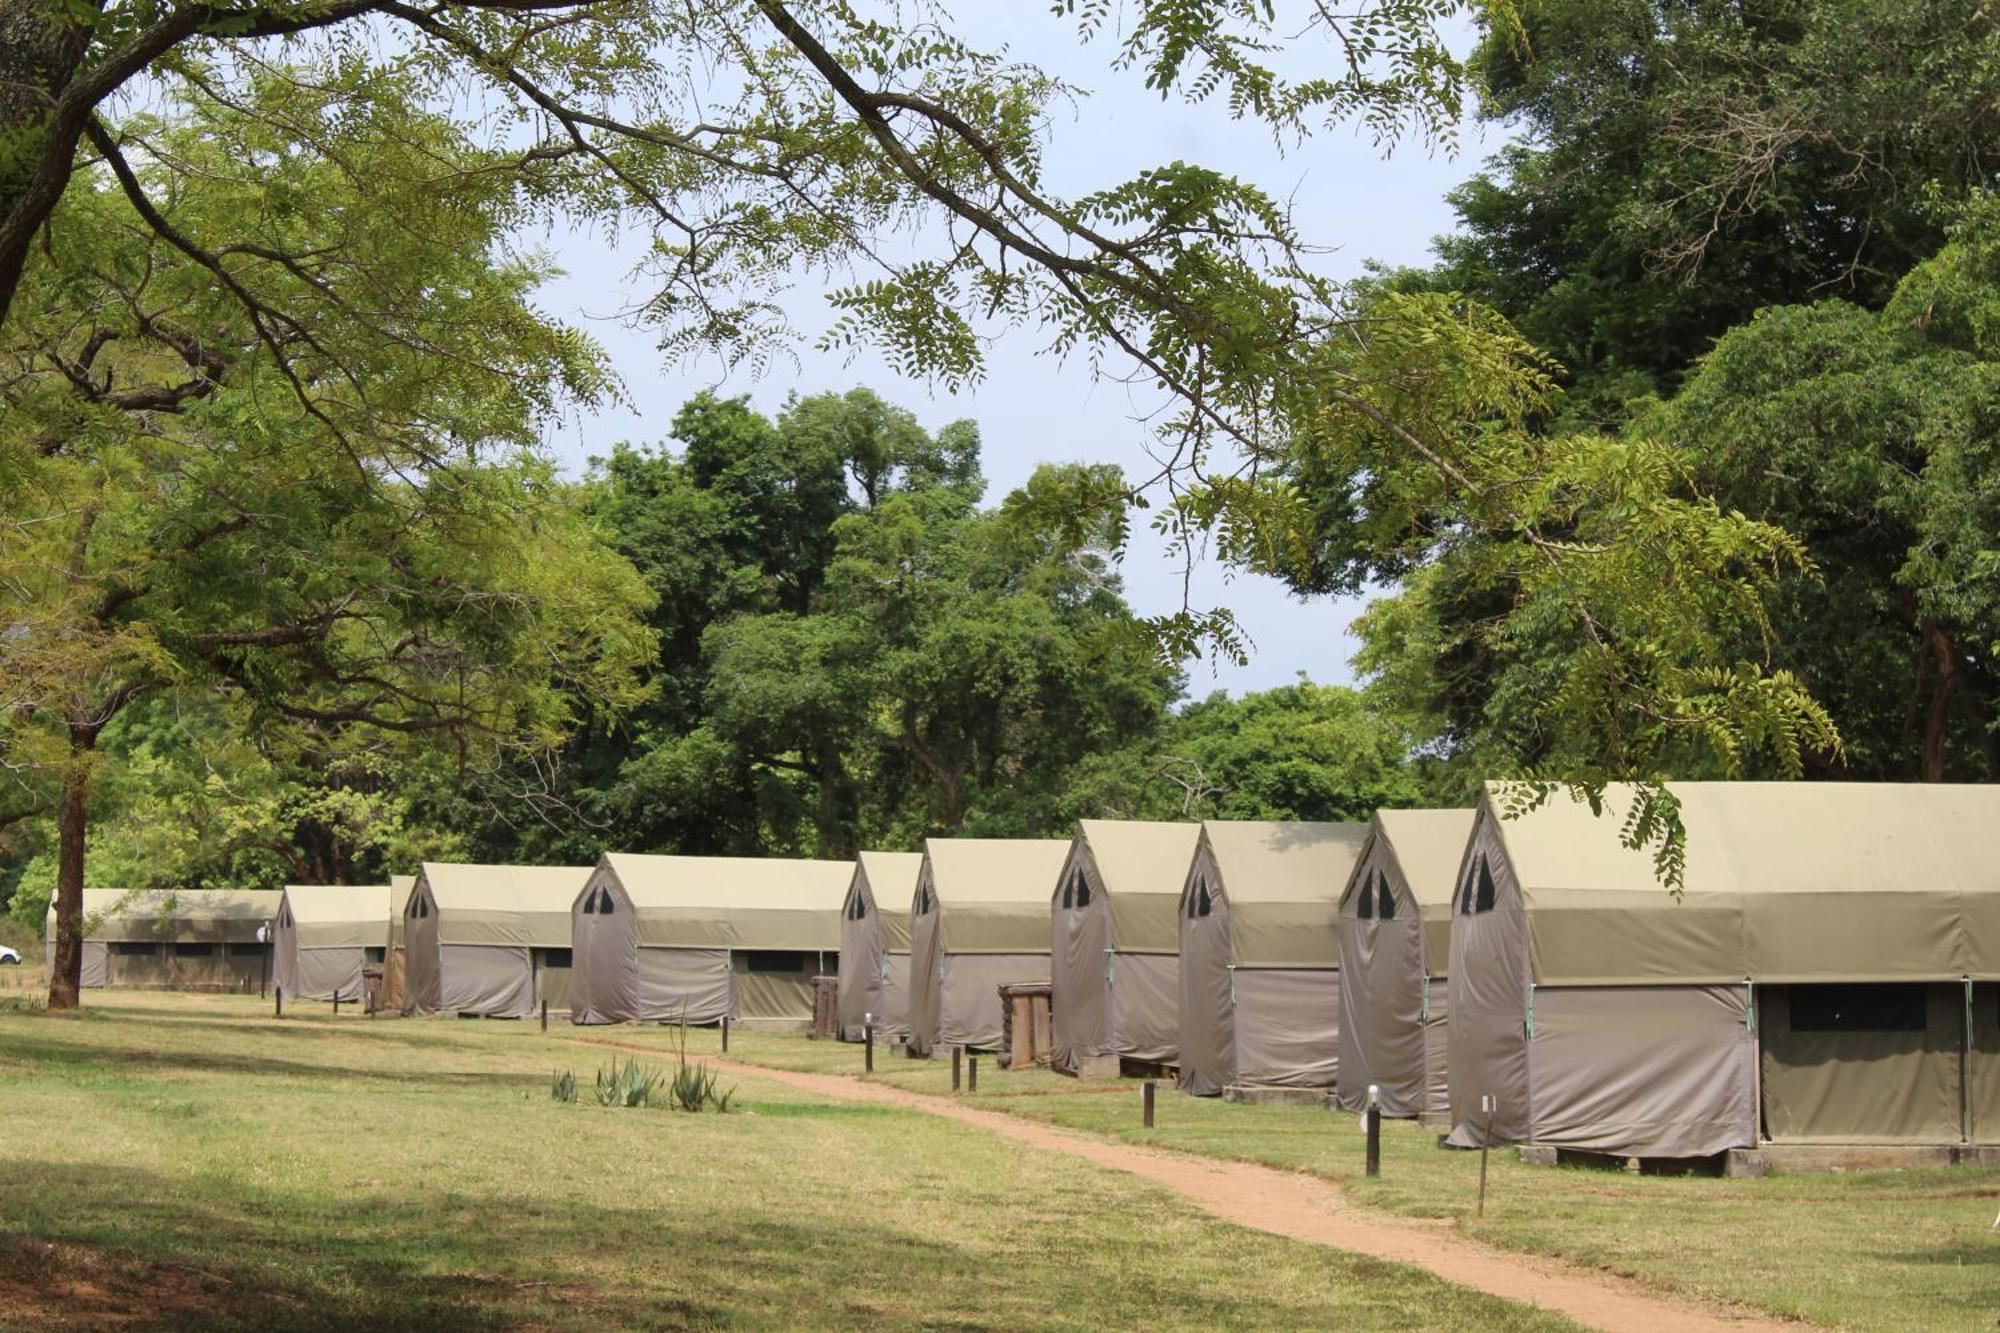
[0,0,98,320]
[1920,620,1962,783]
[45,725,96,1010]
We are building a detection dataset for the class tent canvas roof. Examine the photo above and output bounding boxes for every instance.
[1076,820,1202,898]
[417,863,590,949]
[1367,809,1478,915]
[597,853,849,950]
[281,884,393,950]
[923,838,1070,954]
[855,850,925,952]
[49,888,282,943]
[388,874,414,949]
[1074,819,1202,953]
[1484,781,2000,984]
[1200,820,1368,967]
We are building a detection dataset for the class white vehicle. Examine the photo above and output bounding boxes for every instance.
[0,946,20,965]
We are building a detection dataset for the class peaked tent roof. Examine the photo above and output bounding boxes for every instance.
[1357,808,1477,968]
[48,888,282,943]
[923,838,1070,954]
[1200,820,1369,967]
[1482,781,2000,985]
[416,863,589,949]
[1073,819,1202,952]
[281,884,393,950]
[854,850,925,952]
[595,853,849,950]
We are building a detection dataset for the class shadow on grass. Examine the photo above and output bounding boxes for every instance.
[0,1030,538,1093]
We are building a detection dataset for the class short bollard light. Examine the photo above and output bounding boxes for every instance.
[1364,1083,1382,1178]
[863,1011,875,1074]
[1477,1093,1498,1218]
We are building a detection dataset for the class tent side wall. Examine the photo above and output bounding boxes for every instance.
[1446,812,1532,1146]
[937,952,1048,1049]
[907,875,944,1056]
[732,951,823,1023]
[1761,983,1964,1144]
[1529,984,1757,1157]
[1050,848,1112,1072]
[1230,969,1341,1090]
[568,865,632,1024]
[1177,842,1235,1096]
[401,881,444,1016]
[836,876,879,1040]
[1337,835,1432,1114]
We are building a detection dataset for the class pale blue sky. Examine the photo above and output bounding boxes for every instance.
[531,13,1510,696]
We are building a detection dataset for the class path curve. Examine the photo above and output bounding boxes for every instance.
[577,1039,1794,1333]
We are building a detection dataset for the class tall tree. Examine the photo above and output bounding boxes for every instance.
[0,77,655,1007]
[1424,0,2000,421]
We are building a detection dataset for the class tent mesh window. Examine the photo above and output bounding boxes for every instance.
[1473,856,1496,913]
[538,947,573,969]
[1358,877,1374,919]
[1789,984,1928,1032]
[226,942,264,957]
[365,947,386,964]
[1376,871,1396,920]
[112,942,157,956]
[174,943,216,957]
[847,895,867,920]
[1457,865,1475,916]
[745,950,812,974]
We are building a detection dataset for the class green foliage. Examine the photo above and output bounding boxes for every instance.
[594,1056,666,1109]
[1425,0,2000,420]
[666,1060,736,1114]
[1063,682,1435,823]
[550,1069,578,1104]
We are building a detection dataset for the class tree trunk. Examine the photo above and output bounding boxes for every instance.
[45,726,95,1010]
[0,0,97,321]
[1921,621,1962,783]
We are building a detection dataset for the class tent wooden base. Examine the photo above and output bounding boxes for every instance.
[1513,1141,2000,1177]
[1221,1084,1327,1106]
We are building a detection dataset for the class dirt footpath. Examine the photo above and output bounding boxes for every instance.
[588,1042,1798,1333]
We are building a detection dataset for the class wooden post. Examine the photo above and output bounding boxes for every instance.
[1364,1083,1381,1178]
[968,1054,978,1092]
[540,1000,549,1033]
[1477,1094,1496,1219]
[721,1016,729,1053]
[864,1013,875,1074]
[333,991,340,1015]
[1143,1080,1156,1128]
[952,1046,963,1092]
[274,986,282,1019]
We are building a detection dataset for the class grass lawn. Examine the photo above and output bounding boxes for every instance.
[596,1023,2000,1332]
[0,993,1573,1332]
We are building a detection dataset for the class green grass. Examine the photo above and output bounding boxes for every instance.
[0,994,1574,1331]
[600,1022,2000,1331]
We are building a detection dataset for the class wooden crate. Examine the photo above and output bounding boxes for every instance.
[998,982,1053,1069]
[809,974,840,1040]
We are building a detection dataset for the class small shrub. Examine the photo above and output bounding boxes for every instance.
[595,1056,664,1108]
[664,1016,737,1112]
[550,1069,577,1103]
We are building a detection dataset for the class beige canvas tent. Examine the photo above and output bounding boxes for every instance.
[401,864,587,1018]
[907,838,1070,1056]
[1448,781,2000,1159]
[45,888,281,991]
[1051,819,1202,1073]
[1334,808,1475,1116]
[381,873,415,1012]
[273,884,392,1002]
[837,850,925,1042]
[1178,820,1369,1096]
[569,853,849,1028]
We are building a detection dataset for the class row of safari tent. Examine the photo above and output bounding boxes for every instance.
[42,781,2000,1159]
